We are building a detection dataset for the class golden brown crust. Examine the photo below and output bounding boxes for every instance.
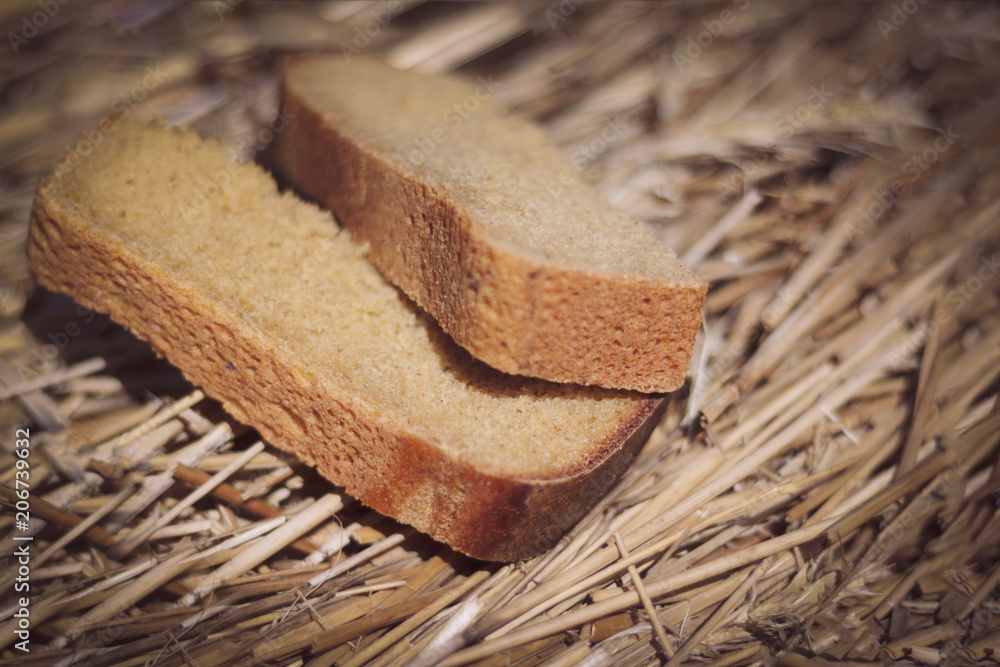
[28,162,662,562]
[273,61,707,392]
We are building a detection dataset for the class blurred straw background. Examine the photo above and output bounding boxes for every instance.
[2,1,999,665]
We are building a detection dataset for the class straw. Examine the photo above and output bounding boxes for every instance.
[1,3,998,665]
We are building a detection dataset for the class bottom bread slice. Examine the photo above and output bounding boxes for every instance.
[27,122,663,561]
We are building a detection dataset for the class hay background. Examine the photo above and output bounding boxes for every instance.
[2,1,999,665]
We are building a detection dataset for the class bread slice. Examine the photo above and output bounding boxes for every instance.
[272,57,706,393]
[27,122,663,561]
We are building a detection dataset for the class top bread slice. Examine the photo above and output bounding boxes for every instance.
[273,57,707,393]
[27,122,662,561]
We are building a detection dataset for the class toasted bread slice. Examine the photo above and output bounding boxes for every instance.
[273,57,706,392]
[27,122,662,561]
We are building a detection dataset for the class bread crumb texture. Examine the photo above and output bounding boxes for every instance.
[278,58,707,391]
[41,123,649,475]
[29,123,659,559]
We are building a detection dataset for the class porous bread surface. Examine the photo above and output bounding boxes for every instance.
[276,57,707,392]
[28,122,659,560]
